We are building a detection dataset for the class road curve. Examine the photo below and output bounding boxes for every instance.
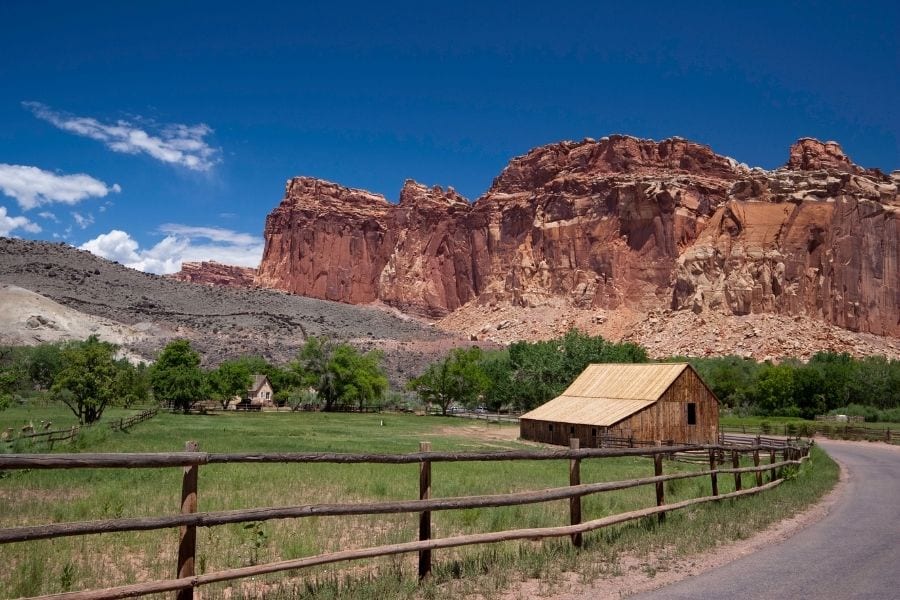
[632,440,900,600]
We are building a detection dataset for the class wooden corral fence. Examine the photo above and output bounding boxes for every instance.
[1,425,80,450]
[444,409,521,424]
[815,414,865,423]
[676,434,807,465]
[722,423,895,445]
[3,408,159,449]
[108,408,158,432]
[814,424,895,444]
[0,439,812,600]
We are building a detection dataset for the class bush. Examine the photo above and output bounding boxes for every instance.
[880,408,900,423]
[830,404,881,422]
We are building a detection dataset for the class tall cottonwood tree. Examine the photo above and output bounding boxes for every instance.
[149,339,206,413]
[52,336,118,424]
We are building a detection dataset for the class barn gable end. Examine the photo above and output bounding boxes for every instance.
[519,363,719,446]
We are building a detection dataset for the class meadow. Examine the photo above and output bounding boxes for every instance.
[1,409,837,599]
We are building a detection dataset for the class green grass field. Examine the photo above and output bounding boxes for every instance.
[0,408,838,599]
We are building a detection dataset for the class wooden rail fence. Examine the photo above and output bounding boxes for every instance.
[1,425,81,449]
[0,441,812,600]
[108,408,158,432]
[3,408,159,450]
[721,423,895,444]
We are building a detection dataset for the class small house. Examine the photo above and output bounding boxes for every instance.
[519,363,718,446]
[246,374,274,407]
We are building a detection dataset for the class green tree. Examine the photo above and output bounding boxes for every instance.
[792,365,827,419]
[330,345,388,410]
[26,342,65,390]
[294,337,387,411]
[479,349,516,411]
[208,361,253,409]
[295,337,337,408]
[0,346,27,408]
[408,347,489,415]
[149,340,206,413]
[748,364,796,416]
[113,360,151,408]
[51,336,119,424]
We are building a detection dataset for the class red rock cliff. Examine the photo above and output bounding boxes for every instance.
[256,136,899,336]
[169,261,257,288]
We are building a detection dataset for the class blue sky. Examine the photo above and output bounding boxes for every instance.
[0,1,897,273]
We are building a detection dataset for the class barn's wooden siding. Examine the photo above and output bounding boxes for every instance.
[519,366,719,446]
[606,367,718,444]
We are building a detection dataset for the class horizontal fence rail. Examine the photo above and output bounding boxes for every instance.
[720,423,894,444]
[1,440,812,600]
[108,408,158,432]
[0,444,713,470]
[3,408,158,449]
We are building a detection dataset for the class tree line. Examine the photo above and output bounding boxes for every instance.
[4,330,898,425]
[0,336,387,425]
[683,353,900,421]
[407,330,649,414]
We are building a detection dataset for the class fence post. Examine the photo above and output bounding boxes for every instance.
[569,438,582,547]
[769,448,776,481]
[753,449,762,487]
[708,448,719,496]
[654,448,665,523]
[731,450,742,492]
[886,429,891,444]
[418,441,432,580]
[176,441,199,600]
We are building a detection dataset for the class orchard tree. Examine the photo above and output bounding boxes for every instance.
[27,342,65,390]
[329,345,388,410]
[408,347,489,415]
[208,360,252,409]
[150,340,206,413]
[293,337,387,411]
[51,336,119,424]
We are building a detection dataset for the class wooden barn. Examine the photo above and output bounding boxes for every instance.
[519,363,719,446]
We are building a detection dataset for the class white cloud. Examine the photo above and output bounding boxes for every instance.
[79,225,263,275]
[71,211,94,229]
[38,211,59,222]
[25,102,221,172]
[0,163,120,210]
[158,224,260,246]
[0,206,41,236]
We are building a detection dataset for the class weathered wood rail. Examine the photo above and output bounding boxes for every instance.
[3,408,159,449]
[108,408,158,432]
[1,425,81,449]
[0,440,812,600]
[722,423,895,444]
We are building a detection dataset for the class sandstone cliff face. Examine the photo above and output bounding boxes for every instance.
[674,168,898,335]
[377,181,477,316]
[469,136,744,310]
[256,136,899,337]
[256,177,391,303]
[169,261,257,288]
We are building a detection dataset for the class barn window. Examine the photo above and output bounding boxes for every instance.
[591,428,597,437]
[570,426,575,434]
[549,424,554,432]
[687,403,697,425]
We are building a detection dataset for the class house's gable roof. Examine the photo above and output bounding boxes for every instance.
[520,363,690,427]
[249,374,270,393]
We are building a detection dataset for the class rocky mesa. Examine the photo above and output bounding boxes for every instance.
[254,135,898,339]
[169,261,258,288]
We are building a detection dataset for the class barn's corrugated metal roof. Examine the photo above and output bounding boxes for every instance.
[520,363,688,427]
